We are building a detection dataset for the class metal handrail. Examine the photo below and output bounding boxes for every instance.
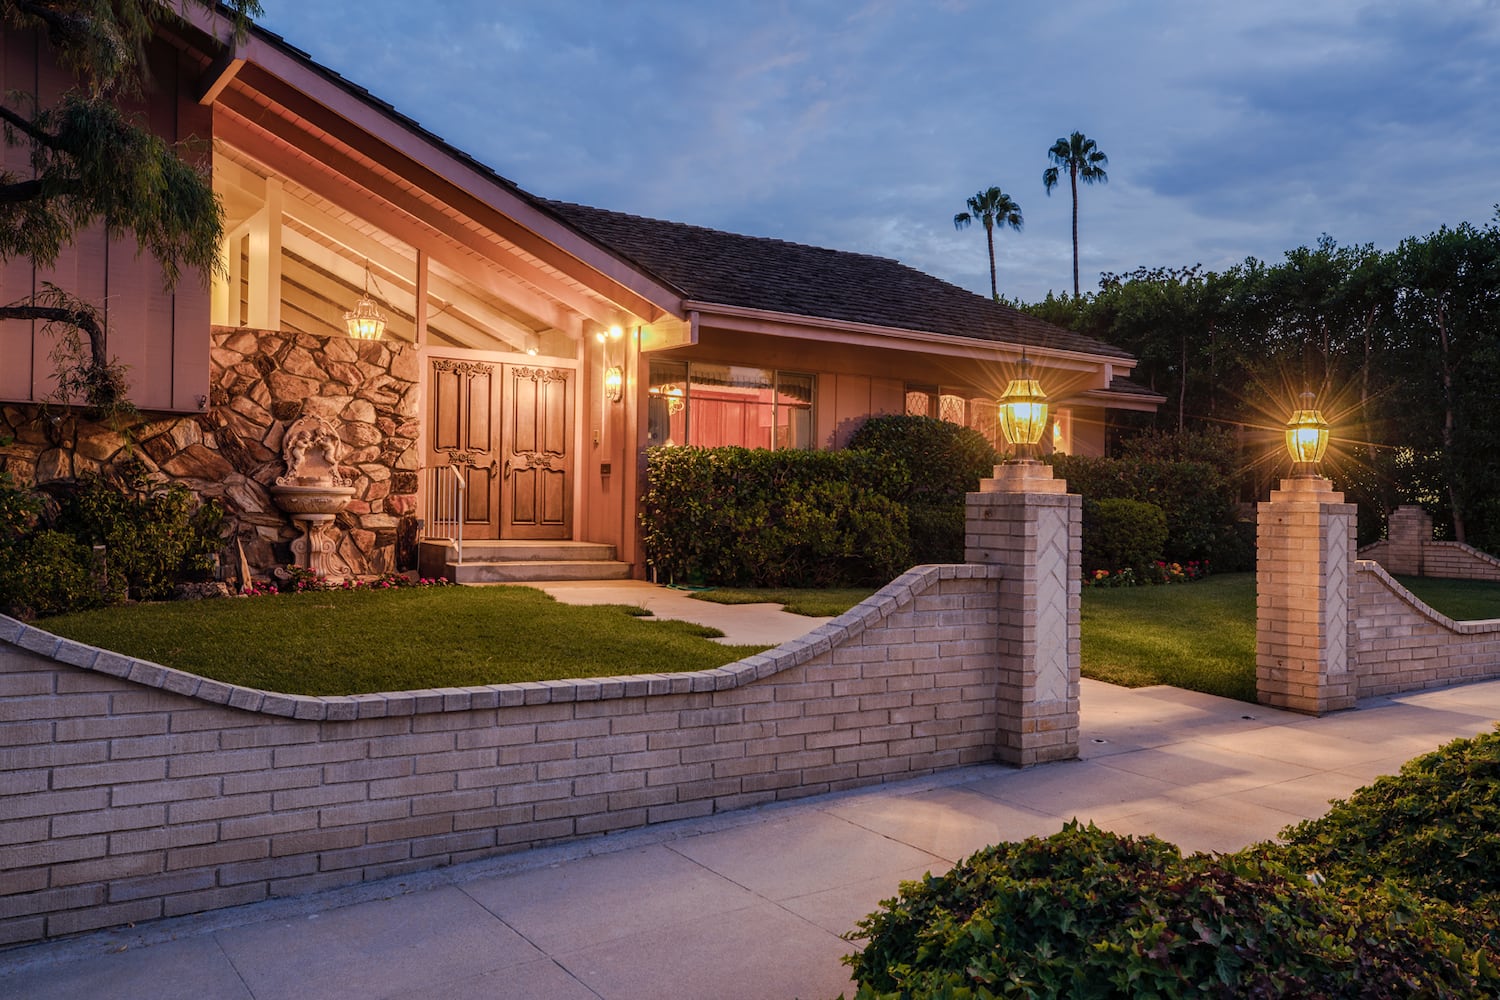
[419,464,465,565]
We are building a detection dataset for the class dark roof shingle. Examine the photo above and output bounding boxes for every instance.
[543,201,1132,360]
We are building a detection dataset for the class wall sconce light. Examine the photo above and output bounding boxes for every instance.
[1285,390,1330,476]
[344,261,387,341]
[654,383,685,415]
[604,365,623,403]
[997,356,1049,461]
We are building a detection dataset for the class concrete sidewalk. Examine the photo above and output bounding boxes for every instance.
[5,676,1498,1000]
[524,579,836,647]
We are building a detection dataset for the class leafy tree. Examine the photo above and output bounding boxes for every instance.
[952,186,1022,301]
[1042,130,1108,298]
[0,0,260,416]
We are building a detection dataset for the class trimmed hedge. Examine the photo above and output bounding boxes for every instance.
[1051,429,1252,571]
[1082,497,1168,573]
[639,446,910,587]
[844,730,1500,999]
[846,415,999,563]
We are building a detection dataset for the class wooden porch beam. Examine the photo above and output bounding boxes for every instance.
[215,112,587,341]
[218,71,664,326]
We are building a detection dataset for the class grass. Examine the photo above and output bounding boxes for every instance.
[688,586,879,618]
[689,576,1262,703]
[1080,573,1257,702]
[40,586,768,696]
[1394,575,1500,621]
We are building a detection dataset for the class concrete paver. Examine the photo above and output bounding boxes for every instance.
[4,588,1499,1000]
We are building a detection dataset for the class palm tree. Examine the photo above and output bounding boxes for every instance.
[1043,131,1109,298]
[953,187,1023,301]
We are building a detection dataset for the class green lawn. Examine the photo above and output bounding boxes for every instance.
[1081,573,1257,702]
[691,576,1263,703]
[1394,575,1500,621]
[61,569,1475,706]
[40,586,767,696]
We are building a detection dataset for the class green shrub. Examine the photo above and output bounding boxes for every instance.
[0,530,107,619]
[60,470,225,601]
[845,821,1495,999]
[639,447,910,587]
[1051,444,1250,571]
[1277,728,1500,946]
[1083,497,1167,573]
[846,415,998,562]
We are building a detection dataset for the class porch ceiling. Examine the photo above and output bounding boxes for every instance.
[211,72,649,343]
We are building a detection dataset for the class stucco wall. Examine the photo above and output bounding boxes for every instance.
[0,327,419,581]
[1351,560,1500,698]
[0,565,1004,946]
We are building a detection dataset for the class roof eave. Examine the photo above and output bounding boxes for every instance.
[682,300,1136,371]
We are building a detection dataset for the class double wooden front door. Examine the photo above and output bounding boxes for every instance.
[428,357,574,540]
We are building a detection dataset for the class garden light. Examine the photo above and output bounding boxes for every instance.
[1285,390,1330,475]
[998,357,1048,459]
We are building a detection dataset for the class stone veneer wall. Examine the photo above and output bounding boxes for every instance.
[1350,560,1500,698]
[0,564,1003,946]
[0,327,419,579]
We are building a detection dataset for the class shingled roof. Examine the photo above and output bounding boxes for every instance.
[543,201,1133,361]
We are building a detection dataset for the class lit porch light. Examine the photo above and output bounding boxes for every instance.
[604,365,624,403]
[998,357,1049,461]
[344,262,387,341]
[1285,390,1330,476]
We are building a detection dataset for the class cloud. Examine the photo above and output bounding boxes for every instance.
[253,0,1500,304]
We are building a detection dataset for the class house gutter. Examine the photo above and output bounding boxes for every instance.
[679,300,1135,374]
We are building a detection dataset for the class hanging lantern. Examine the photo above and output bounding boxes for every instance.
[343,294,387,341]
[1285,390,1330,474]
[344,261,387,341]
[998,357,1049,458]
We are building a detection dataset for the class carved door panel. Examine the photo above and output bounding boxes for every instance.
[429,357,500,540]
[501,364,573,539]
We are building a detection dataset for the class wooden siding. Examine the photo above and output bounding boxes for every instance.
[0,32,211,413]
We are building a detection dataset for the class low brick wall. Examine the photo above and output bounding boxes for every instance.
[1351,560,1500,698]
[0,564,1005,947]
[1357,505,1500,583]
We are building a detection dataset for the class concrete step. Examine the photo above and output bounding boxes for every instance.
[456,540,617,563]
[451,559,632,584]
[417,539,629,583]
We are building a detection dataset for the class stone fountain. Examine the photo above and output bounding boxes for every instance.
[270,415,356,580]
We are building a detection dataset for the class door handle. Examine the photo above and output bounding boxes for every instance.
[502,458,511,480]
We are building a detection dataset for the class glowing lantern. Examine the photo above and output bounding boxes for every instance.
[344,262,387,341]
[1285,391,1330,474]
[998,358,1048,458]
[604,365,624,403]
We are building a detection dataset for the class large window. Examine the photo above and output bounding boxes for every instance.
[648,361,814,449]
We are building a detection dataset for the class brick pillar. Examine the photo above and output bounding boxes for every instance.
[1256,476,1357,715]
[1385,506,1432,576]
[966,462,1081,766]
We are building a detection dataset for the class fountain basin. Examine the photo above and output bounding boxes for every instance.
[271,483,356,516]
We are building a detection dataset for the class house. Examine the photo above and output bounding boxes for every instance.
[0,8,1161,584]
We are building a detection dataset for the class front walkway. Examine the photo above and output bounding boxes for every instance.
[5,678,1497,1000]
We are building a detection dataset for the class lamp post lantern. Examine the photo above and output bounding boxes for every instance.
[998,357,1049,461]
[1285,391,1330,477]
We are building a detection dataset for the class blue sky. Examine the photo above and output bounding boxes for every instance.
[255,1,1500,304]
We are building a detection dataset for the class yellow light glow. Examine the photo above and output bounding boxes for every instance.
[998,361,1048,455]
[1285,391,1330,470]
[608,325,624,340]
[343,295,386,341]
[604,365,624,402]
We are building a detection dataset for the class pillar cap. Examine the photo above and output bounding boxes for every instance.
[979,460,1069,494]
